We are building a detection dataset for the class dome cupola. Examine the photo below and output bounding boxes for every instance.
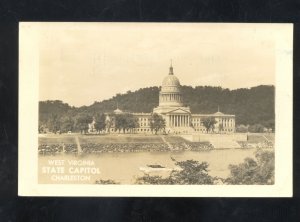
[161,64,181,93]
[159,62,183,107]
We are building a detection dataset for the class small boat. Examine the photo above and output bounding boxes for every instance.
[139,165,181,173]
[146,164,165,168]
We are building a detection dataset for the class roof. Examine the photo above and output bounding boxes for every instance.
[113,108,123,114]
[213,111,225,116]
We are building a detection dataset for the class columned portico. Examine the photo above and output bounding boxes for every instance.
[168,113,190,128]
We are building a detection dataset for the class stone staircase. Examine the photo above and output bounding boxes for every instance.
[75,136,83,153]
[166,127,195,134]
[160,136,174,150]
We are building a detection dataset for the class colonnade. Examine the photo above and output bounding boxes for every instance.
[160,94,182,102]
[169,115,189,127]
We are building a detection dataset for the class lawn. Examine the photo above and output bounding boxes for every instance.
[78,135,165,144]
[164,136,188,143]
[39,136,76,144]
[247,133,275,143]
[39,134,165,144]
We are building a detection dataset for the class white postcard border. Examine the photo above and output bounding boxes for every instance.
[18,23,293,197]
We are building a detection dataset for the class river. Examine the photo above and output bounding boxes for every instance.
[38,148,263,184]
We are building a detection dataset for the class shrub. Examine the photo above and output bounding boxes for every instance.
[135,159,217,185]
[226,149,274,185]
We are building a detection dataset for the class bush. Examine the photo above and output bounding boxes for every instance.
[135,159,217,185]
[95,179,119,184]
[226,149,274,185]
[236,124,248,133]
[248,124,265,133]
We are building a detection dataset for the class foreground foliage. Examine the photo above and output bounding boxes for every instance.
[135,160,216,185]
[135,150,274,185]
[226,149,274,185]
[95,179,119,184]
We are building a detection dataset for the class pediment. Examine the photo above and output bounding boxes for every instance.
[166,108,191,114]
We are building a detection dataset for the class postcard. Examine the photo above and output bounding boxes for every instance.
[19,22,293,196]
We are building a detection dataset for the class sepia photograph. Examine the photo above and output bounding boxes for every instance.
[18,23,293,196]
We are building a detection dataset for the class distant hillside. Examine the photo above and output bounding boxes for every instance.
[39,85,275,127]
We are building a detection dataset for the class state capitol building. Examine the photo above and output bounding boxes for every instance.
[103,64,235,134]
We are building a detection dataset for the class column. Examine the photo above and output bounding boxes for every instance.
[180,115,182,127]
[174,115,176,127]
[182,116,183,127]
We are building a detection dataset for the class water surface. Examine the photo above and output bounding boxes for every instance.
[39,148,259,184]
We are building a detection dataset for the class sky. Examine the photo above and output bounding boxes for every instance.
[38,23,278,107]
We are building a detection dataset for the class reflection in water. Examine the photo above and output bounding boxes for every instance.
[39,149,257,184]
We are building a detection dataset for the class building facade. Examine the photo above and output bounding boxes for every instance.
[104,64,235,134]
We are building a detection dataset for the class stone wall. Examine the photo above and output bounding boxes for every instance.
[181,133,247,142]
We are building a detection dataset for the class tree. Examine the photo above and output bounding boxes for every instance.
[248,124,264,133]
[201,117,217,133]
[40,85,275,128]
[126,115,139,133]
[218,123,224,133]
[94,113,106,133]
[75,113,93,134]
[261,119,275,131]
[115,114,127,133]
[60,116,74,133]
[236,124,248,133]
[105,115,112,133]
[226,149,274,185]
[38,124,46,134]
[47,114,61,133]
[114,113,138,133]
[135,159,216,185]
[149,113,166,134]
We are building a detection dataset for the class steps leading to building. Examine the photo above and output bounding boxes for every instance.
[160,136,174,150]
[166,127,195,134]
[75,136,83,153]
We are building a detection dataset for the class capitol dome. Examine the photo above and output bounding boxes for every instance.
[161,65,181,93]
[158,64,183,107]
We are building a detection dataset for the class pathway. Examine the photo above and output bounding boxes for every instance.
[75,136,83,153]
[262,134,271,143]
[160,136,173,150]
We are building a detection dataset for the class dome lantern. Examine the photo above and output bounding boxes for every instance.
[158,63,183,107]
[169,60,174,75]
